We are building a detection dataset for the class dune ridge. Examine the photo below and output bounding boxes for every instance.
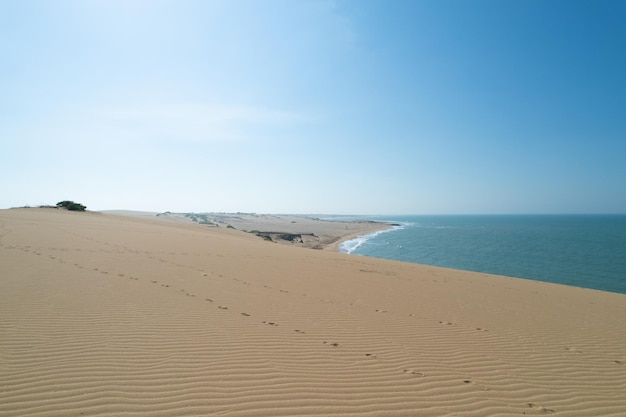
[1,208,625,417]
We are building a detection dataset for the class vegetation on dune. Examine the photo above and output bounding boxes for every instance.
[184,212,217,226]
[56,200,87,211]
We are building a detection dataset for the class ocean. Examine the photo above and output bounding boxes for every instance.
[337,215,626,295]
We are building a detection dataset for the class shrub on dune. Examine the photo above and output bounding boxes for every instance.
[56,201,87,211]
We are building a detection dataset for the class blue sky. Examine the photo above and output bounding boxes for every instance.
[1,0,624,214]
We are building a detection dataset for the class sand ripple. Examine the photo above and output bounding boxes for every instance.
[1,208,626,416]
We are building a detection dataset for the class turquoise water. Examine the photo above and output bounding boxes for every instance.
[338,215,626,295]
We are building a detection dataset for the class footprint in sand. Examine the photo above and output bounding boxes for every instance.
[241,313,251,317]
[205,298,214,302]
[365,353,377,358]
[375,309,388,313]
[527,403,555,413]
[262,321,277,326]
[462,379,490,391]
[323,341,339,347]
[615,360,624,365]
[294,329,305,334]
[403,369,424,376]
[218,306,228,310]
[439,321,453,325]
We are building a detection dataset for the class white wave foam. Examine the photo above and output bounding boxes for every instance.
[339,224,404,254]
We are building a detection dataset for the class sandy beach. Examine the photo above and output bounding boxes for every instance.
[1,208,625,417]
[102,211,393,251]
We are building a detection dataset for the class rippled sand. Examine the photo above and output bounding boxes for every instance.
[2,208,625,416]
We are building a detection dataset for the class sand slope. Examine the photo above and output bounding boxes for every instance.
[1,208,625,417]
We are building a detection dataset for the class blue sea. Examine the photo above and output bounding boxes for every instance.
[337,215,626,295]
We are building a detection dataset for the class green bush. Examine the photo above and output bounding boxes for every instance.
[56,200,87,211]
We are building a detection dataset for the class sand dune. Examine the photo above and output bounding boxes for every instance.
[1,208,625,417]
[102,210,392,250]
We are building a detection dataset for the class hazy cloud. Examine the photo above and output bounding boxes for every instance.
[94,102,312,143]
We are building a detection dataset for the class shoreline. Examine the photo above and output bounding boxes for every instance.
[333,223,403,254]
[322,221,395,252]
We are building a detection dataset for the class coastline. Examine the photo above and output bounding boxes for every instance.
[103,210,394,251]
[322,221,395,252]
[335,223,402,254]
[2,207,625,417]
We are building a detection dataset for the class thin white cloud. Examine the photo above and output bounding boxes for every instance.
[94,102,312,143]
[6,101,316,147]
